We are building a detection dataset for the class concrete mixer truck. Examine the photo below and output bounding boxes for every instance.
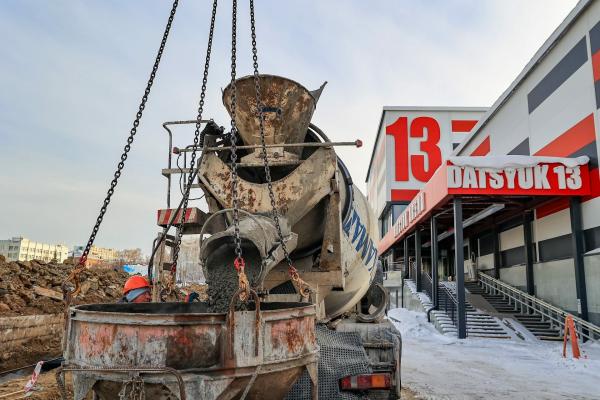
[60,75,401,400]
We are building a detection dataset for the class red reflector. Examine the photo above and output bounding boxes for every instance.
[339,373,391,391]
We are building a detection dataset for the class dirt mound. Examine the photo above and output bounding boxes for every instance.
[1,335,62,372]
[0,259,129,316]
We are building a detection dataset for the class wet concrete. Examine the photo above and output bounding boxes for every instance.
[204,243,263,313]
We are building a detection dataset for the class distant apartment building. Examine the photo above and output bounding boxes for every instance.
[0,236,69,263]
[72,245,120,263]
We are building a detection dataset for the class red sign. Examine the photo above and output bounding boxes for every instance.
[446,162,590,196]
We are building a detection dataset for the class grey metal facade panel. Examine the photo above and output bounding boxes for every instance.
[452,0,593,156]
[527,37,588,114]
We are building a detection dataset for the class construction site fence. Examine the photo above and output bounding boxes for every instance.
[479,272,600,342]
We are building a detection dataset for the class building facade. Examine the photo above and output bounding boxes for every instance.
[0,237,69,263]
[376,0,600,327]
[452,0,600,325]
[366,107,486,239]
[72,245,120,263]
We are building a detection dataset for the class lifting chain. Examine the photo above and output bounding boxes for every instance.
[228,0,251,302]
[249,0,311,298]
[62,0,179,306]
[118,376,146,400]
[170,0,219,283]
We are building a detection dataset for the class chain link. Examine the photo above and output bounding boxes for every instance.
[249,0,311,297]
[170,0,219,276]
[63,0,179,301]
[228,0,244,263]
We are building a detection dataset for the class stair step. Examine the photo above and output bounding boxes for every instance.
[518,322,552,327]
[529,329,560,334]
[539,336,563,341]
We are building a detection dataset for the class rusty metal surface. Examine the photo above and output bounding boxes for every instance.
[65,302,318,399]
[199,147,336,226]
[222,75,324,157]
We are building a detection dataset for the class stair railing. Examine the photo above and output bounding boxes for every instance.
[421,271,433,301]
[438,283,460,332]
[479,272,600,342]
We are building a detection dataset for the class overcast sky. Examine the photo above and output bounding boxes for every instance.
[0,0,579,254]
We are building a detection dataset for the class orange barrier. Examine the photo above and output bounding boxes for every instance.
[562,314,581,359]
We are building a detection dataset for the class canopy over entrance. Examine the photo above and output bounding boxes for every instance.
[379,156,591,255]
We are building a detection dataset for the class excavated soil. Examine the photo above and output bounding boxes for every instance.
[0,256,129,316]
[204,245,262,313]
[0,256,130,372]
[1,336,62,372]
[0,371,79,400]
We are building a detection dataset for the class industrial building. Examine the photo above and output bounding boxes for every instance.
[372,0,600,339]
[0,236,69,263]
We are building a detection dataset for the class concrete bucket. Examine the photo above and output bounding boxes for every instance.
[222,75,326,160]
[61,301,318,399]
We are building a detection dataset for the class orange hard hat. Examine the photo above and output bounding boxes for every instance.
[123,275,150,295]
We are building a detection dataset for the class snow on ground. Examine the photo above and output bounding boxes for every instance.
[388,308,600,400]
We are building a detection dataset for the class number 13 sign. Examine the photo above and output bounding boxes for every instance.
[386,116,442,183]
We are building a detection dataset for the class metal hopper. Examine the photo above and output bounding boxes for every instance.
[222,75,326,162]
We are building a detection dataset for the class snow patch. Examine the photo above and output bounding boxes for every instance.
[388,307,600,399]
[448,155,589,169]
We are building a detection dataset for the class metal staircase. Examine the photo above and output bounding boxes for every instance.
[464,281,562,341]
[476,273,600,342]
[405,275,511,339]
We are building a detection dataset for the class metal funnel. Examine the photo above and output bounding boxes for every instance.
[222,75,326,157]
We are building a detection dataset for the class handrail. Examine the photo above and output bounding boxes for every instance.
[421,271,433,301]
[479,272,600,341]
[437,283,460,333]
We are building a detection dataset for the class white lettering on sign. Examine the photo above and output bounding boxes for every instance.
[447,164,582,191]
[393,192,426,238]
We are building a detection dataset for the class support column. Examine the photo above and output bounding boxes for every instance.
[569,197,589,321]
[415,228,422,292]
[523,211,535,296]
[431,216,439,308]
[492,226,500,279]
[454,198,467,339]
[404,238,409,279]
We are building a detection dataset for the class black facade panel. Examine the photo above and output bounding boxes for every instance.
[590,20,600,54]
[570,141,599,169]
[500,245,536,268]
[527,37,588,113]
[584,226,600,252]
[479,233,495,256]
[508,138,530,155]
[499,217,522,232]
[538,233,572,262]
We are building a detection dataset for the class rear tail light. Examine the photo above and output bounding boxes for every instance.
[339,373,392,391]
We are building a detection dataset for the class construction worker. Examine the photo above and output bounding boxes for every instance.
[121,275,151,303]
[121,275,200,303]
